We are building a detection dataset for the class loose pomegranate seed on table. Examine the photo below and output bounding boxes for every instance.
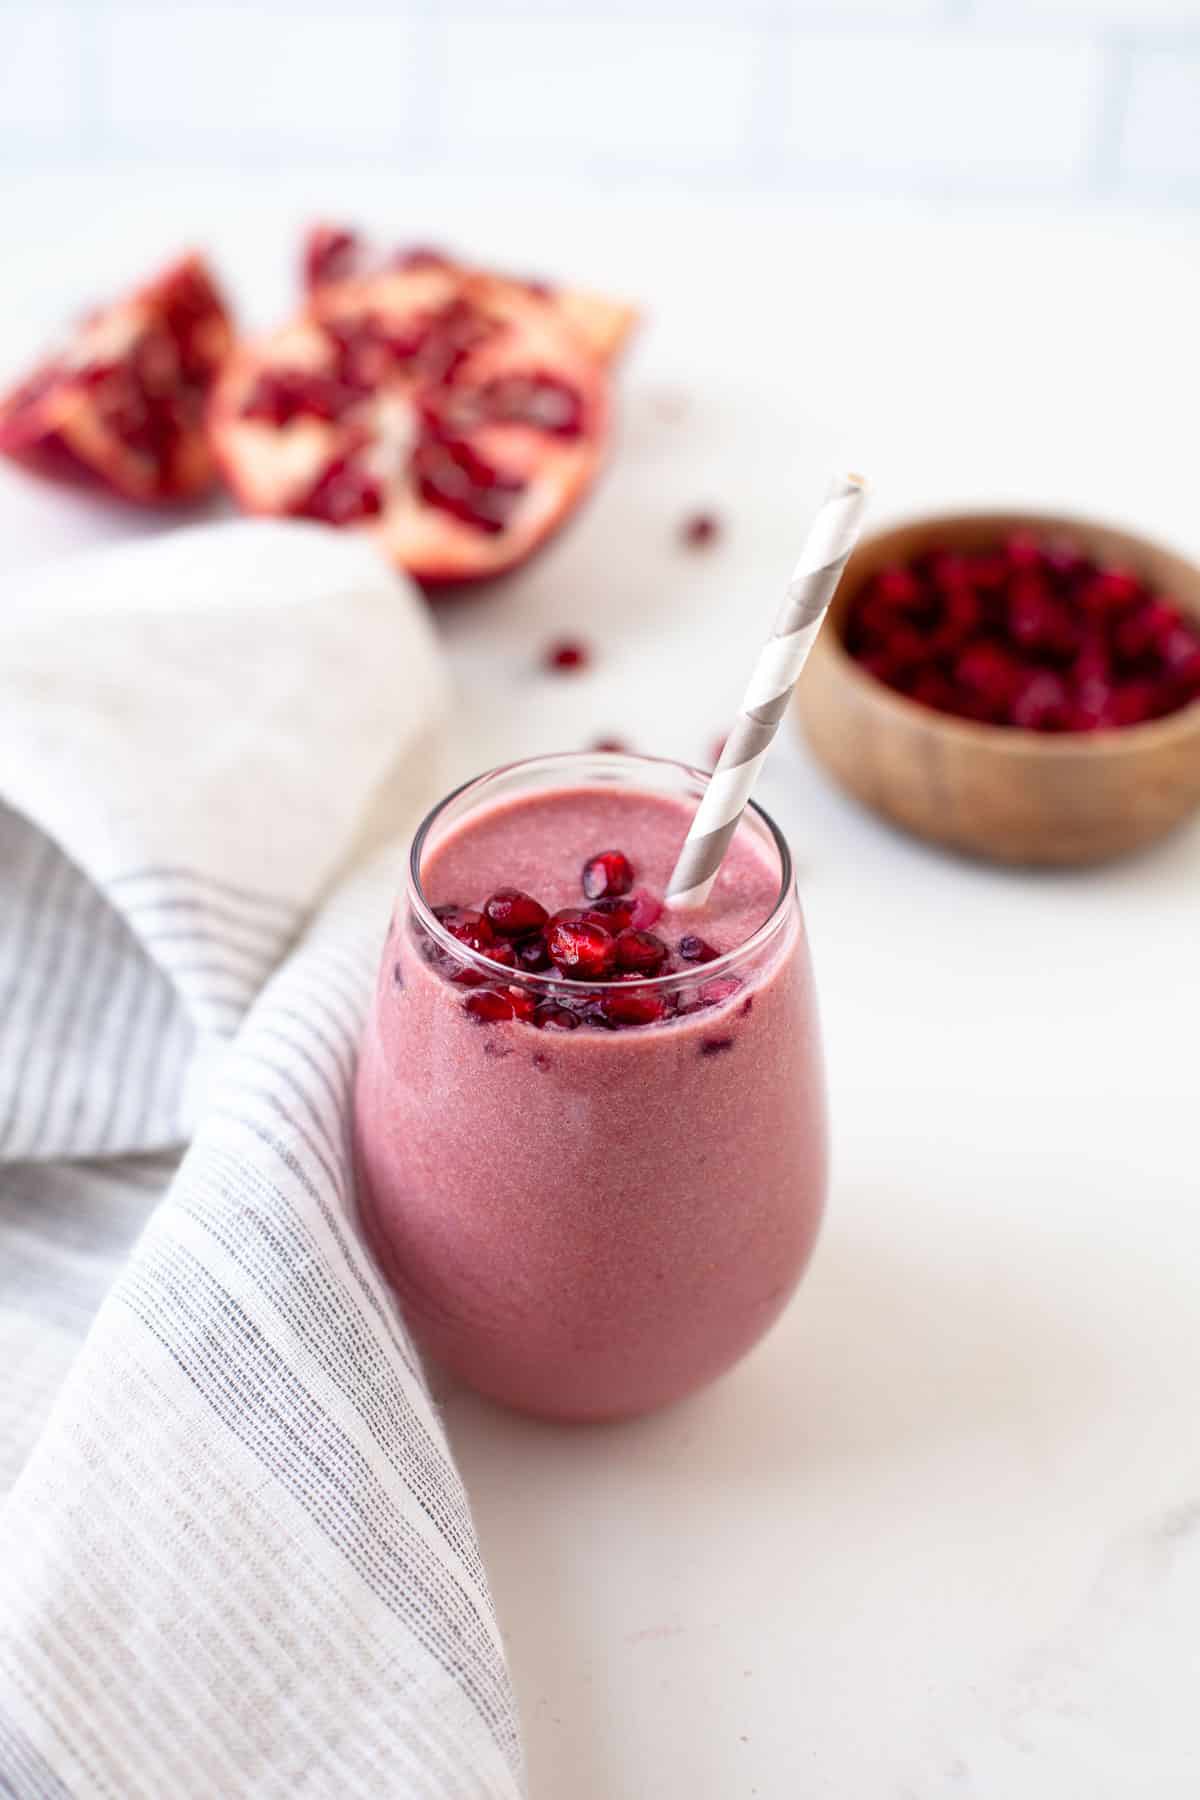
[681,511,721,549]
[544,639,591,673]
[843,532,1200,730]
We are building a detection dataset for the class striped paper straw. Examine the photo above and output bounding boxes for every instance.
[666,471,869,910]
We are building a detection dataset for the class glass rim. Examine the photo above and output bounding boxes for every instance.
[405,749,795,992]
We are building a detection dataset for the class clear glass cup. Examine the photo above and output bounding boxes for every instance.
[352,751,828,1421]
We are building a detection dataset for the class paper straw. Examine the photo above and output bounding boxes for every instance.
[666,471,869,910]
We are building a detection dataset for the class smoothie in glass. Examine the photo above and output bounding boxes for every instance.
[353,752,827,1421]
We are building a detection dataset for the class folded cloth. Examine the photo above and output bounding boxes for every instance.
[0,523,525,1799]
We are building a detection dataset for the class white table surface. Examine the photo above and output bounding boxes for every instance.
[3,170,1199,1799]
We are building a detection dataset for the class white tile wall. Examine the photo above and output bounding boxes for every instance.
[1122,48,1200,185]
[0,0,1196,207]
[0,10,79,136]
[441,15,759,160]
[781,33,1104,185]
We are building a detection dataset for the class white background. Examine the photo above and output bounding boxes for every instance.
[0,0,1198,211]
[2,9,1200,1800]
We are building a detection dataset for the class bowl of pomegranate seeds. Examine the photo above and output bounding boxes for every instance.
[796,512,1200,865]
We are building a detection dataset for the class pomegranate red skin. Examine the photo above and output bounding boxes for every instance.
[0,253,233,506]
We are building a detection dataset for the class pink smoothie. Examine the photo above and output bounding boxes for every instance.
[353,781,827,1420]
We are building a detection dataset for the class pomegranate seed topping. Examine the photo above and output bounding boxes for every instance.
[515,934,552,973]
[484,887,550,936]
[677,934,718,964]
[614,929,669,975]
[486,940,518,968]
[545,917,616,978]
[627,888,663,931]
[544,639,590,673]
[681,511,720,549]
[433,905,494,953]
[463,989,514,1024]
[581,849,634,900]
[582,895,635,932]
[533,1001,580,1031]
[601,990,671,1028]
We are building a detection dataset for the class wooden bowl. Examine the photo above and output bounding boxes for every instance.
[795,511,1200,866]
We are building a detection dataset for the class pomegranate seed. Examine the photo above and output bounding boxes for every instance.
[304,224,362,290]
[533,1001,580,1031]
[241,368,359,427]
[681,511,720,549]
[677,934,718,964]
[433,905,494,953]
[582,895,635,932]
[874,565,922,607]
[614,929,669,975]
[601,990,671,1028]
[544,639,590,673]
[581,850,634,900]
[463,989,514,1024]
[487,940,518,968]
[1082,568,1142,613]
[515,934,552,973]
[545,917,616,978]
[484,887,550,936]
[627,888,663,931]
[1010,670,1070,732]
[698,976,743,1008]
[295,451,383,526]
[476,371,585,439]
[507,986,537,1022]
[412,426,525,536]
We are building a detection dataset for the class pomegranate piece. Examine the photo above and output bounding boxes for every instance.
[545,639,590,673]
[0,252,232,505]
[581,850,634,900]
[485,940,518,969]
[677,934,719,965]
[214,238,628,584]
[681,511,721,549]
[614,929,669,976]
[545,917,616,979]
[463,989,515,1024]
[484,888,550,936]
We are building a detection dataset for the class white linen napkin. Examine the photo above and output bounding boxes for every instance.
[0,521,525,1799]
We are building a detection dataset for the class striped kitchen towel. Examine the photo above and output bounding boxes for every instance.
[0,522,525,1799]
